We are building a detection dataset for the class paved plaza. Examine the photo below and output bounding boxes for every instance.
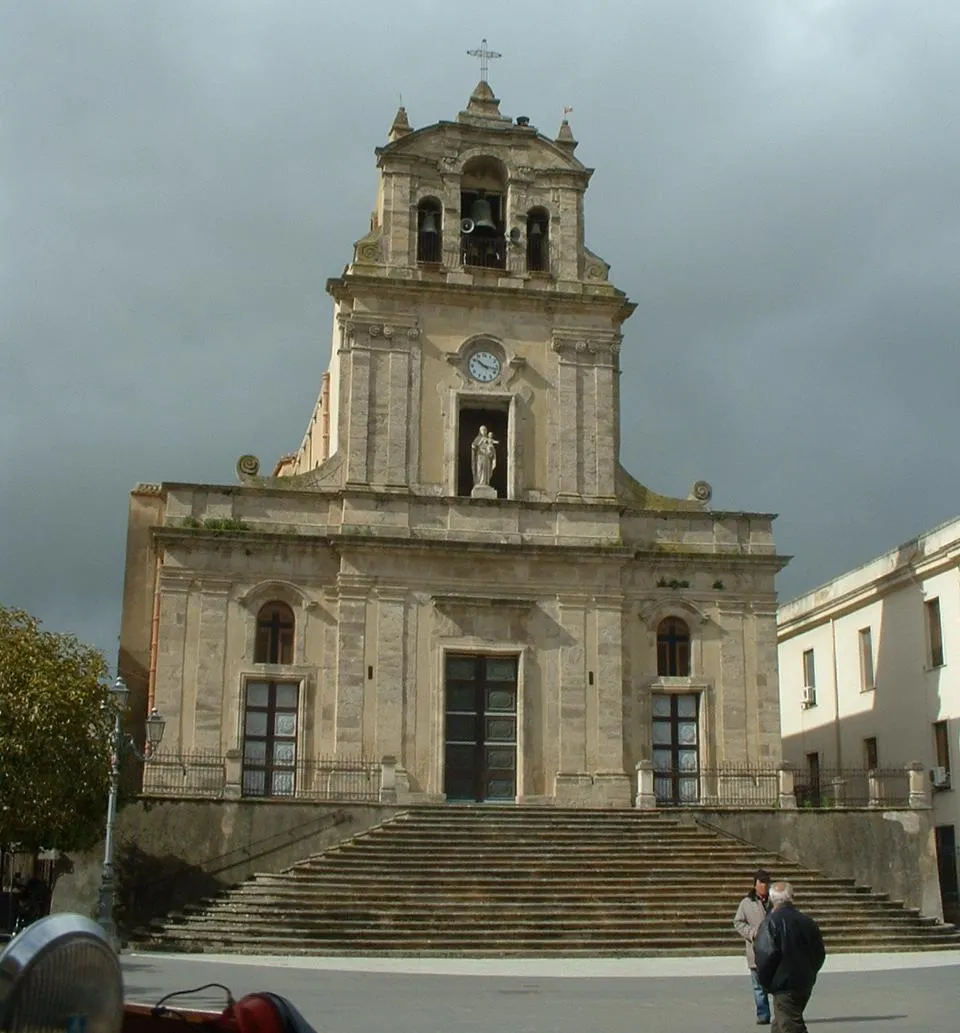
[122,951,960,1033]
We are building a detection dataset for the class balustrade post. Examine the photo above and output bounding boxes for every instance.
[634,760,657,810]
[224,748,242,799]
[908,761,930,809]
[777,763,797,809]
[867,769,882,808]
[380,755,398,804]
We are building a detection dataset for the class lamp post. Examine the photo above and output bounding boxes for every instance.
[95,676,165,948]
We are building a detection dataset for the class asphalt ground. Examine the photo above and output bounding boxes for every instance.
[122,951,960,1033]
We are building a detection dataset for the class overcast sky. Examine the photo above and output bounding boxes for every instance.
[3,0,960,662]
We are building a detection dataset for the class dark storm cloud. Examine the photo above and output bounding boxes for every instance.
[2,0,959,658]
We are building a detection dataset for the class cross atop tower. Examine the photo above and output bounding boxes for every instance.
[467,38,501,83]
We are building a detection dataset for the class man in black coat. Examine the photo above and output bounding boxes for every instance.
[754,881,826,1033]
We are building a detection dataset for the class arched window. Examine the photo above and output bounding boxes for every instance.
[526,208,549,273]
[255,602,294,664]
[416,197,442,264]
[657,617,690,677]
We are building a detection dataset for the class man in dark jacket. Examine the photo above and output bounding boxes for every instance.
[754,881,826,1033]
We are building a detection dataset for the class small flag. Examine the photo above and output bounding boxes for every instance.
[563,105,574,117]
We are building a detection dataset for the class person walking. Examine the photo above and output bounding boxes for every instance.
[734,868,773,1025]
[754,880,826,1033]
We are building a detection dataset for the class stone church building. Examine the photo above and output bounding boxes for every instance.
[119,79,787,809]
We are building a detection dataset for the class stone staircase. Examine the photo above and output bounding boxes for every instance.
[137,807,960,955]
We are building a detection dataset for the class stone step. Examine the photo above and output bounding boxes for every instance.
[181,896,921,921]
[138,807,959,956]
[166,915,942,937]
[141,929,960,951]
[336,838,772,855]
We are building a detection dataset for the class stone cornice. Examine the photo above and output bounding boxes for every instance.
[338,314,422,351]
[326,274,635,321]
[551,328,622,364]
[778,546,960,640]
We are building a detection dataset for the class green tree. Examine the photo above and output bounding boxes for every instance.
[0,606,113,852]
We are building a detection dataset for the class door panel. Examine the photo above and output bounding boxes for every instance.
[444,654,518,802]
[652,692,700,805]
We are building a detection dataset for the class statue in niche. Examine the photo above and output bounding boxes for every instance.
[470,425,499,499]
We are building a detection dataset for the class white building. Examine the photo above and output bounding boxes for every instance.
[778,517,960,922]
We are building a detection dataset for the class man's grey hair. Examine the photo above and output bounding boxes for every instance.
[769,881,794,908]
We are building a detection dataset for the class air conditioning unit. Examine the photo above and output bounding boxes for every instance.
[930,766,951,789]
[801,686,817,709]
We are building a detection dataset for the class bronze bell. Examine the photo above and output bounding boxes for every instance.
[469,197,497,233]
[420,211,439,234]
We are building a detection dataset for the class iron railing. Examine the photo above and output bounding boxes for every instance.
[654,763,780,808]
[794,767,910,809]
[652,764,913,809]
[141,748,226,798]
[141,750,382,802]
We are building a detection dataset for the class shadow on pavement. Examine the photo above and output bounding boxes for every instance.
[808,1018,908,1025]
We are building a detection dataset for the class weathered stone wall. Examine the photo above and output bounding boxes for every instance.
[692,808,943,920]
[51,800,398,936]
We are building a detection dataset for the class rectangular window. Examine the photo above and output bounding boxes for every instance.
[934,720,951,775]
[858,627,875,691]
[926,598,944,667]
[242,680,299,798]
[802,649,816,688]
[863,736,878,771]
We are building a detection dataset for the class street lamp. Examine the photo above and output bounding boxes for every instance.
[95,676,165,948]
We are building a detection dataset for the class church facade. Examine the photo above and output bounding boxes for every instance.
[119,80,787,808]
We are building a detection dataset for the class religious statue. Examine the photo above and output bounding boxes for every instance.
[470,425,498,496]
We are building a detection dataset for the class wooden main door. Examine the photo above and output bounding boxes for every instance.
[652,692,700,804]
[444,653,518,802]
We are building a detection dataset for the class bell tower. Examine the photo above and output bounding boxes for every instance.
[280,77,635,505]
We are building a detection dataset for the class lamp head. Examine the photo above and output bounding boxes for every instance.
[145,707,166,748]
[109,676,129,708]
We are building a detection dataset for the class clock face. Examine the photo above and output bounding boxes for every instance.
[467,350,502,383]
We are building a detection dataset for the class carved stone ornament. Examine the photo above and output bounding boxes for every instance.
[368,324,382,337]
[382,325,395,338]
[691,480,713,504]
[406,327,422,339]
[354,233,384,264]
[236,454,260,479]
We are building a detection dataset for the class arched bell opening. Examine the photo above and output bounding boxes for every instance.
[526,207,549,273]
[460,156,507,269]
[416,197,443,264]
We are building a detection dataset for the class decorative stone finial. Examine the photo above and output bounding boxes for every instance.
[556,117,578,154]
[388,105,412,141]
[458,80,512,127]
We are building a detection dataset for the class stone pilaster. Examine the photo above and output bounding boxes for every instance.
[155,577,191,750]
[373,589,407,758]
[343,344,370,485]
[334,576,370,756]
[193,580,231,749]
[557,595,588,775]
